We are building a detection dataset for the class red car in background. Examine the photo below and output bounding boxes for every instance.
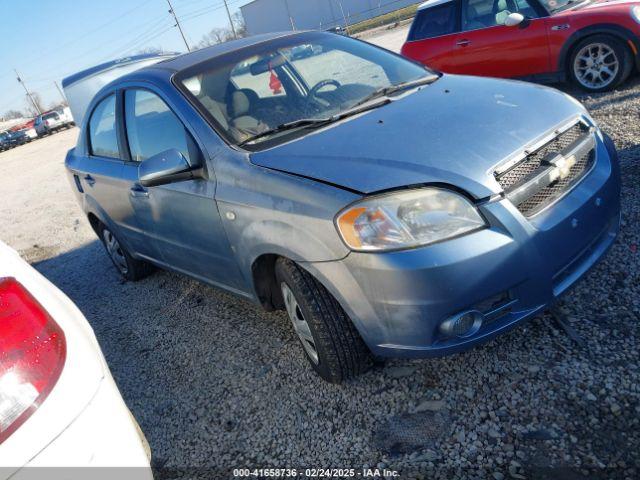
[401,0,640,92]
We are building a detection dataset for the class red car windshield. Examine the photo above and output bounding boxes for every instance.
[541,0,588,13]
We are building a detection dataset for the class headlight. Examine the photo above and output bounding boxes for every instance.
[632,5,640,23]
[335,188,486,252]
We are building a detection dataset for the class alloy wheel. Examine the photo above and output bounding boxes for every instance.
[281,282,319,365]
[573,43,619,90]
[102,229,129,275]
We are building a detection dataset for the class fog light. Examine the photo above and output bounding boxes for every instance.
[440,310,483,337]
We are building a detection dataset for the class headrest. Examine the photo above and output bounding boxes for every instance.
[230,91,250,117]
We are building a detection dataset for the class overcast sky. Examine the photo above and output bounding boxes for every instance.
[0,0,251,115]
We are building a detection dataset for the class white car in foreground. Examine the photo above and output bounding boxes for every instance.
[0,241,152,479]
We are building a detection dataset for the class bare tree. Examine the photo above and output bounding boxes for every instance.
[2,109,24,120]
[135,45,164,55]
[198,27,231,48]
[232,11,247,38]
[25,92,46,116]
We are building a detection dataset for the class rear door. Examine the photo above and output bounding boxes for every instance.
[451,0,551,77]
[121,87,245,290]
[401,1,460,72]
[68,92,158,258]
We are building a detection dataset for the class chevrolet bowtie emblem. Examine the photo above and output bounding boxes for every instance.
[549,154,577,183]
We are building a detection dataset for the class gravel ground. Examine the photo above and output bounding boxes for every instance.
[0,51,639,479]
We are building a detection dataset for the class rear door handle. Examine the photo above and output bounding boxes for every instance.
[130,184,149,198]
[456,39,471,47]
[84,174,96,186]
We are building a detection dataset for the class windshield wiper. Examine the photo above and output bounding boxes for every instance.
[351,74,439,108]
[238,97,391,146]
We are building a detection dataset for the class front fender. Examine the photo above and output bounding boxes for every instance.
[213,157,359,290]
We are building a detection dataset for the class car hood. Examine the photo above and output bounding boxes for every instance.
[250,74,588,198]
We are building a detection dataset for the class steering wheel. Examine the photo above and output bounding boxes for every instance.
[307,79,341,106]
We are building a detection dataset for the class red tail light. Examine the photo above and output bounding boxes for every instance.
[0,278,66,444]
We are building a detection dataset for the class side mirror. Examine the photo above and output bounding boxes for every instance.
[504,12,525,27]
[138,149,194,187]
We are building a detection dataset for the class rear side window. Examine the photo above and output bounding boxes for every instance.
[89,94,119,159]
[408,3,458,41]
[124,89,194,163]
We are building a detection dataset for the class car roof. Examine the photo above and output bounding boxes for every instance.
[151,31,300,73]
[418,0,454,10]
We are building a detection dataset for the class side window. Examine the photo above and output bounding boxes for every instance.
[462,0,537,31]
[89,94,119,159]
[513,0,539,18]
[408,4,457,41]
[124,89,194,163]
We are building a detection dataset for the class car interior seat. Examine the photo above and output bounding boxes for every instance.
[228,90,268,137]
[197,73,231,131]
[464,5,488,30]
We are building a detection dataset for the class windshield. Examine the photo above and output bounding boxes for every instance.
[177,33,434,147]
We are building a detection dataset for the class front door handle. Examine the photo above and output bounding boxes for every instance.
[130,184,149,198]
[84,174,96,187]
[456,39,471,47]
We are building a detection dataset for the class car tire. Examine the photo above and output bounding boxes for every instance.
[568,34,633,93]
[275,258,372,383]
[98,224,153,281]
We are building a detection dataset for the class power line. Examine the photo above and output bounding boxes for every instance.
[13,0,157,72]
[167,0,191,51]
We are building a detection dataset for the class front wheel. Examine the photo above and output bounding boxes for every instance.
[275,258,372,383]
[99,224,153,281]
[569,35,633,92]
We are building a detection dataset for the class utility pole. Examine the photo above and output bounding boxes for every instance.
[334,1,350,35]
[166,0,191,52]
[54,81,67,105]
[223,0,238,40]
[14,69,41,115]
[284,0,295,31]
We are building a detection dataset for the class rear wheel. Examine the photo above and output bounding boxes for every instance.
[569,35,633,92]
[275,258,372,383]
[98,224,153,281]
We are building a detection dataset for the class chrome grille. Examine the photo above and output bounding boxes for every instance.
[494,122,595,217]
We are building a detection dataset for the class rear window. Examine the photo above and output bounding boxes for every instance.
[408,3,458,41]
[43,113,58,120]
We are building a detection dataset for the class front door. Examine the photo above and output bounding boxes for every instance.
[401,1,460,72]
[122,88,245,291]
[451,0,551,78]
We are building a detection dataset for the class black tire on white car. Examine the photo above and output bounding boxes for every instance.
[275,258,373,383]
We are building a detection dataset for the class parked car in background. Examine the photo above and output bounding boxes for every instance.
[402,0,640,92]
[291,43,315,59]
[7,130,30,147]
[34,111,66,136]
[0,240,152,478]
[55,106,75,126]
[327,25,348,35]
[66,32,619,383]
[21,126,37,141]
[0,132,11,151]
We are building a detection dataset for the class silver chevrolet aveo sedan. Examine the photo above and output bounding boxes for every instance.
[66,32,620,382]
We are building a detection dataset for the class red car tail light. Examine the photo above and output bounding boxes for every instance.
[0,277,66,444]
